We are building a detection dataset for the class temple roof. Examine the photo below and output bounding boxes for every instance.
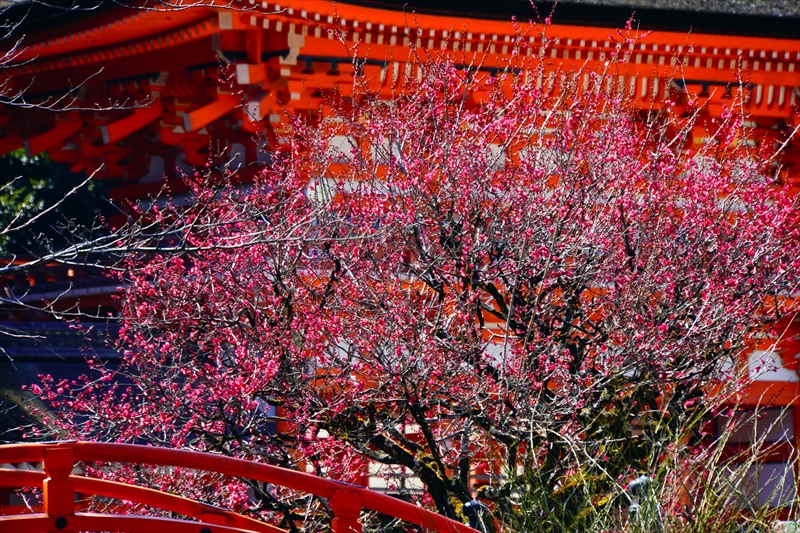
[352,0,800,37]
[567,0,799,17]
[0,0,797,190]
[2,0,799,38]
[373,0,800,18]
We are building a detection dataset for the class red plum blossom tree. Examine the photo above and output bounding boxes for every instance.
[35,31,800,532]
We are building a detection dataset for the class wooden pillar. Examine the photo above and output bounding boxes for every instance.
[329,490,362,533]
[43,445,74,532]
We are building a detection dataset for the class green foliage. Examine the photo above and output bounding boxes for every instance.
[0,149,113,256]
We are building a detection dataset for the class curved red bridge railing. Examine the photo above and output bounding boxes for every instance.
[0,441,478,533]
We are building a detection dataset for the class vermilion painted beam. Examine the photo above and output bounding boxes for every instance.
[183,94,240,132]
[0,468,42,488]
[236,63,268,85]
[736,380,800,406]
[101,102,163,144]
[13,8,216,63]
[24,114,82,157]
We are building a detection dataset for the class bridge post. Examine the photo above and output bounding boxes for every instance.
[329,490,362,533]
[43,444,75,531]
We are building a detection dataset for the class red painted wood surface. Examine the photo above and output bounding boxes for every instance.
[0,469,285,533]
[0,0,797,184]
[0,514,263,533]
[0,441,478,533]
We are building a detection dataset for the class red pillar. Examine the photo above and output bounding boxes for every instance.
[43,445,74,532]
[329,490,362,533]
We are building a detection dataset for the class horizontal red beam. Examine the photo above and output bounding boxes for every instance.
[11,7,216,63]
[734,380,800,406]
[236,63,268,85]
[278,0,800,52]
[183,94,240,132]
[102,102,163,144]
[24,114,82,157]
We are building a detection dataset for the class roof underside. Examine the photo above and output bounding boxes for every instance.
[0,0,797,188]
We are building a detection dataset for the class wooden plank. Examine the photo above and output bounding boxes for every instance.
[101,102,163,144]
[183,94,239,132]
[24,114,82,157]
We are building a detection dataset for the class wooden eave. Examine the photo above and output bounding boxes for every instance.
[10,7,216,63]
[0,0,797,184]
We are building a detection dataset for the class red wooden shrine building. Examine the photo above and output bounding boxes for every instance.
[0,0,799,525]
